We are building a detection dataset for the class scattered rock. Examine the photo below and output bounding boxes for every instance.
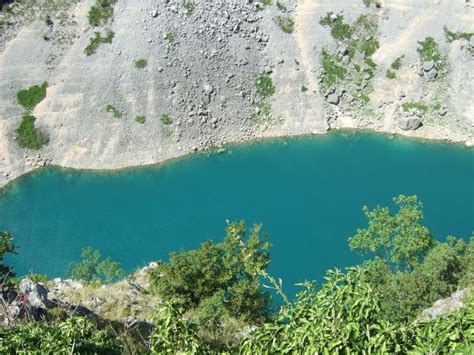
[422,60,435,72]
[419,289,471,321]
[326,93,340,105]
[398,117,422,131]
[426,69,438,80]
[19,278,52,309]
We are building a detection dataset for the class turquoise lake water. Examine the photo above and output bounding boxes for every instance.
[1,132,473,296]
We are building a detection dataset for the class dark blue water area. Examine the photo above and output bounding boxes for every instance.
[1,131,473,297]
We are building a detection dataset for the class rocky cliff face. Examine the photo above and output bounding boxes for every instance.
[0,0,473,187]
[0,262,159,327]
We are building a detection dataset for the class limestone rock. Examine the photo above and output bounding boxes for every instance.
[419,289,471,321]
[398,117,422,130]
[327,93,339,105]
[422,60,435,72]
[19,278,52,309]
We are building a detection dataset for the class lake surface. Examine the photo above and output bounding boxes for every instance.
[1,132,473,296]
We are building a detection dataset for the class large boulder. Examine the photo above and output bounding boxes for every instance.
[422,60,435,72]
[19,278,52,309]
[326,93,340,105]
[419,289,471,321]
[398,117,422,130]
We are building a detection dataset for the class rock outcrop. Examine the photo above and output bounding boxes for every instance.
[419,288,472,322]
[0,0,473,188]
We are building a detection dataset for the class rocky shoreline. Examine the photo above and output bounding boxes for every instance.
[0,0,473,189]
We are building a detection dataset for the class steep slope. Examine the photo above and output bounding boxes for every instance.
[0,0,472,188]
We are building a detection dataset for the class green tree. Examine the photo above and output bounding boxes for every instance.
[150,221,271,324]
[68,247,124,284]
[349,194,433,270]
[460,237,474,287]
[16,115,49,150]
[0,231,16,284]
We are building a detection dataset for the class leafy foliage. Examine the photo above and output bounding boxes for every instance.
[16,81,48,111]
[386,69,396,79]
[134,59,147,69]
[165,32,176,43]
[276,1,287,11]
[150,221,271,324]
[0,317,121,354]
[391,56,403,70]
[320,49,346,89]
[85,31,114,56]
[16,115,49,150]
[88,0,117,27]
[149,302,208,354]
[105,104,122,118]
[402,101,428,113]
[182,0,194,16]
[275,16,294,33]
[255,74,275,97]
[0,231,16,284]
[68,247,124,284]
[417,37,442,62]
[241,267,474,353]
[349,195,433,270]
[135,115,146,124]
[160,113,172,125]
[320,12,353,40]
[444,26,473,42]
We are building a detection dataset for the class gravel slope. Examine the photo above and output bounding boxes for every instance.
[0,0,472,188]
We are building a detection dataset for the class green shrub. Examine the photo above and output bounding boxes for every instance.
[257,0,272,9]
[360,37,380,57]
[391,56,403,70]
[363,0,376,7]
[85,31,114,56]
[320,13,353,40]
[402,102,428,112]
[88,0,117,27]
[359,93,370,103]
[166,32,176,43]
[301,85,308,92]
[320,49,346,89]
[0,231,16,284]
[17,81,48,110]
[0,317,121,354]
[386,69,396,79]
[241,267,474,353]
[68,246,125,284]
[134,59,147,69]
[251,101,272,123]
[275,16,294,33]
[444,26,473,42]
[182,0,194,16]
[135,115,146,124]
[105,104,122,118]
[255,74,275,97]
[160,113,172,125]
[16,115,49,150]
[149,303,209,354]
[149,221,271,324]
[276,1,287,11]
[417,37,442,62]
